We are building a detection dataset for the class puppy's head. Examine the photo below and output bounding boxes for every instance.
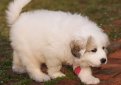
[71,36,109,67]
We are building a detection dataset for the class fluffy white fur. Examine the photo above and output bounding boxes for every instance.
[6,0,109,84]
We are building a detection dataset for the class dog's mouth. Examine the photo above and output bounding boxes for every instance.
[88,62,101,67]
[92,64,101,67]
[79,60,101,67]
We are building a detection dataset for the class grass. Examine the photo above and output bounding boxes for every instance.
[0,0,121,85]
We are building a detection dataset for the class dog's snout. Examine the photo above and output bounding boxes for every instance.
[100,58,106,64]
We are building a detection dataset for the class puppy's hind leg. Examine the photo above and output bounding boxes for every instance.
[47,58,65,79]
[21,54,50,82]
[12,51,26,74]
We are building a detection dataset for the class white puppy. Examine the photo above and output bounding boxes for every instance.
[6,0,109,84]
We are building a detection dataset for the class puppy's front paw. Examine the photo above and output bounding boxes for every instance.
[49,72,65,79]
[81,76,100,85]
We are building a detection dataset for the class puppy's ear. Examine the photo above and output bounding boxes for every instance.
[70,40,81,58]
[86,36,96,51]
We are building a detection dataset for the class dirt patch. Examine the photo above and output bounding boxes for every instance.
[108,39,121,53]
[56,79,80,85]
[113,19,121,27]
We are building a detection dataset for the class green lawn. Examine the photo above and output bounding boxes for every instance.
[0,0,121,85]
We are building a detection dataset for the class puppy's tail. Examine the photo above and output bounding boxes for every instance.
[6,0,31,25]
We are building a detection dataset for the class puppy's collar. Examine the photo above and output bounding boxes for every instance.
[74,66,81,75]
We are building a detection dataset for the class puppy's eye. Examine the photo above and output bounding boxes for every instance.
[91,48,97,52]
[102,47,105,49]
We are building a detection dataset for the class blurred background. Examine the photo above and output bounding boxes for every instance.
[0,0,121,85]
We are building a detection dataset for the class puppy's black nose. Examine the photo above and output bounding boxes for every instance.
[100,58,106,64]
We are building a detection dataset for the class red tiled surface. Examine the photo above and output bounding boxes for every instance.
[94,49,121,85]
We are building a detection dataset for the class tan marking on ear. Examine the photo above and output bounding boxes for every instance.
[70,40,81,58]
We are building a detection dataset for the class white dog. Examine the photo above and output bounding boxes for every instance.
[6,0,109,84]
